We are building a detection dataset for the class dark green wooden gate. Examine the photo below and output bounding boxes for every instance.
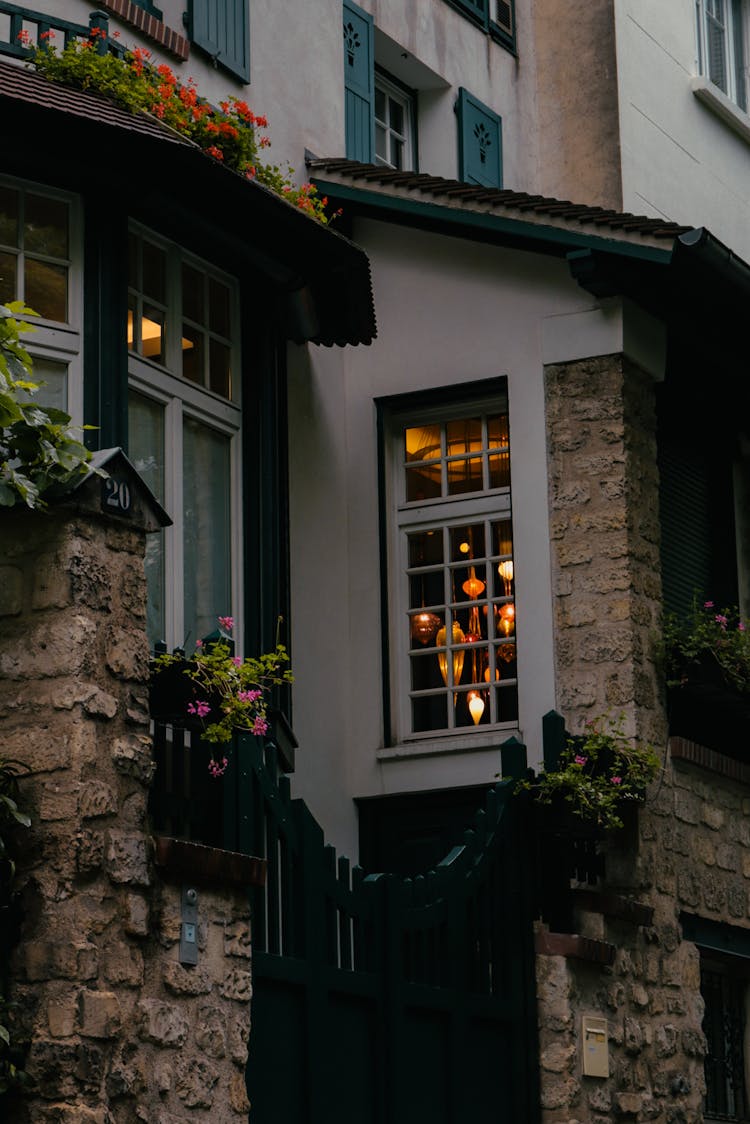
[244,737,539,1124]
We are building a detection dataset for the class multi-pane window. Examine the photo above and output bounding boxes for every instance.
[696,0,747,110]
[0,178,81,418]
[375,74,415,171]
[387,395,518,741]
[127,227,241,651]
[701,956,750,1120]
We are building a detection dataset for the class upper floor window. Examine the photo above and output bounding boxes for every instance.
[445,0,516,52]
[701,953,750,1120]
[375,72,415,171]
[384,391,518,743]
[0,182,71,324]
[696,0,747,110]
[127,226,241,651]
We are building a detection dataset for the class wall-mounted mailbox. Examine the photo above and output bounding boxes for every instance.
[582,1015,609,1077]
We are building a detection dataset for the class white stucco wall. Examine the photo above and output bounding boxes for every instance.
[287,217,620,857]
[614,0,750,258]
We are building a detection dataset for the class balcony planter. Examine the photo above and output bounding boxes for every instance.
[667,679,750,762]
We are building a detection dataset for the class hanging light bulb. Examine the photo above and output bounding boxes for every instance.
[436,619,465,687]
[411,611,441,645]
[468,691,485,725]
[462,565,485,599]
[497,559,514,597]
[484,665,500,682]
[499,602,515,637]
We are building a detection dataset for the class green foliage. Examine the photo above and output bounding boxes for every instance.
[520,715,660,830]
[0,759,30,1095]
[663,600,750,696]
[30,35,337,224]
[154,617,293,775]
[0,302,94,509]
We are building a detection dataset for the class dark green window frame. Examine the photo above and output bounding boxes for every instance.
[442,0,516,54]
[132,0,164,19]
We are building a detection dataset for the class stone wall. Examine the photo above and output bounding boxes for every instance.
[0,506,252,1122]
[538,353,750,1124]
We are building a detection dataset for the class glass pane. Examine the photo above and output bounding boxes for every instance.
[446,417,481,456]
[182,264,204,324]
[375,125,388,162]
[25,193,68,258]
[456,690,490,728]
[127,298,136,352]
[209,338,231,398]
[447,456,483,495]
[406,463,441,502]
[182,323,204,383]
[410,653,444,691]
[25,258,66,322]
[493,519,513,557]
[487,414,509,448]
[141,304,165,363]
[128,392,166,647]
[489,451,510,489]
[183,417,231,649]
[495,642,517,678]
[208,277,231,337]
[412,694,447,733]
[405,423,440,462]
[495,684,519,724]
[408,529,443,568]
[0,250,16,304]
[142,240,166,302]
[409,611,443,648]
[450,524,485,562]
[389,98,404,134]
[30,356,67,411]
[0,186,19,247]
[389,136,404,170]
[375,87,386,121]
[409,570,443,611]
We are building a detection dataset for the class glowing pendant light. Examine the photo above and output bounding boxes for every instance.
[468,691,485,725]
[437,619,465,687]
[411,611,441,645]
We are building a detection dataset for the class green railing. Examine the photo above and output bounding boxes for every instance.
[0,4,124,60]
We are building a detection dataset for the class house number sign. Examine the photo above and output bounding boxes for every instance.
[102,476,132,516]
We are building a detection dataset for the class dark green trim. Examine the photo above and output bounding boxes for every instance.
[83,206,128,451]
[310,178,675,265]
[375,402,392,745]
[681,913,750,959]
[131,0,163,18]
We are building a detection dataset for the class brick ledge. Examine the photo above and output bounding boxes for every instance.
[571,888,654,927]
[535,929,616,965]
[153,835,266,887]
[99,0,190,60]
[669,736,750,785]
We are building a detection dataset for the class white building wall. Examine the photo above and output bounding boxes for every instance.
[614,0,750,259]
[288,218,614,857]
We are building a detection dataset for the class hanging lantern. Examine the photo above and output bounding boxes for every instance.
[499,602,515,636]
[411,611,441,645]
[437,619,465,687]
[462,565,485,599]
[484,665,500,682]
[497,559,514,597]
[468,691,485,725]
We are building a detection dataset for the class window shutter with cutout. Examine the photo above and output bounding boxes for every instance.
[493,0,514,42]
[456,89,503,188]
[343,0,374,163]
[188,0,250,83]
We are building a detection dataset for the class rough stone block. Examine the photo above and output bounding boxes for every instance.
[123,893,149,937]
[654,1023,678,1058]
[138,1000,189,1047]
[79,990,122,1039]
[540,1041,575,1074]
[48,993,78,1037]
[77,830,105,874]
[105,627,149,681]
[702,804,725,831]
[79,780,118,819]
[106,831,149,885]
[175,1056,219,1109]
[102,943,144,988]
[112,735,155,784]
[25,941,98,982]
[40,780,81,822]
[230,1069,251,1113]
[195,1003,227,1059]
[0,565,24,615]
[0,613,96,680]
[219,967,252,1003]
[163,962,213,996]
[614,1091,643,1115]
[26,1038,78,1098]
[69,551,112,611]
[224,919,251,959]
[82,687,118,720]
[624,1017,643,1054]
[674,792,699,825]
[31,554,73,610]
[228,1014,250,1067]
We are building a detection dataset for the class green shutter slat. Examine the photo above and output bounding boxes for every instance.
[494,0,514,39]
[189,0,250,83]
[343,0,374,163]
[456,88,503,188]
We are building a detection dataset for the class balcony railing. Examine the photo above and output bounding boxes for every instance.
[0,4,124,60]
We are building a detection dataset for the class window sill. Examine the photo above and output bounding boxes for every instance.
[691,76,750,145]
[378,726,519,762]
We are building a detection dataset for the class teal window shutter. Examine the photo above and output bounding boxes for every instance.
[456,88,502,188]
[343,0,374,163]
[188,0,250,83]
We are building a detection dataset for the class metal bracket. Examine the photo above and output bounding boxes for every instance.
[179,886,199,966]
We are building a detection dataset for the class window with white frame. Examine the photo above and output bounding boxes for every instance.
[374,72,415,171]
[0,178,82,419]
[696,0,748,110]
[701,953,750,1120]
[127,226,242,652]
[385,391,518,742]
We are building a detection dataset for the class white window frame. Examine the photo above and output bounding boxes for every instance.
[384,393,518,751]
[696,0,748,110]
[0,176,83,423]
[374,71,415,171]
[127,224,243,653]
